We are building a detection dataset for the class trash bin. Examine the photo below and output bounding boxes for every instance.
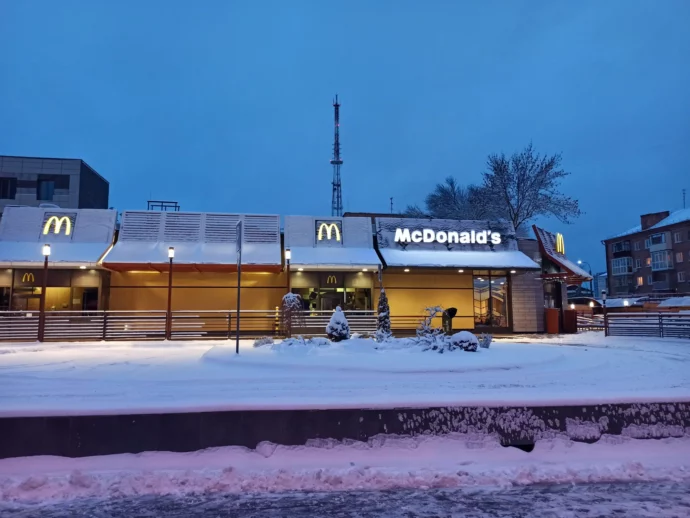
[562,309,578,334]
[442,307,458,335]
[545,308,560,334]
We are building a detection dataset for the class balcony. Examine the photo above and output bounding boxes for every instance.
[649,232,671,252]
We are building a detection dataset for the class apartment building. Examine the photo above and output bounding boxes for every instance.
[0,155,109,215]
[603,209,690,295]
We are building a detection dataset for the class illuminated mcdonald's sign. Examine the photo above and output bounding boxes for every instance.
[43,216,72,236]
[22,272,35,283]
[555,233,566,255]
[317,222,341,242]
[326,275,337,284]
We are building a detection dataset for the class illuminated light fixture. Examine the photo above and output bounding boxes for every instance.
[404,268,410,272]
[298,267,304,271]
[168,247,175,259]
[285,249,292,261]
[491,280,494,284]
[500,282,505,285]
[570,303,575,309]
[623,299,629,307]
[79,265,86,270]
[510,270,516,274]
[42,244,51,257]
[589,301,594,307]
[458,269,464,273]
[577,259,583,265]
[362,268,368,272]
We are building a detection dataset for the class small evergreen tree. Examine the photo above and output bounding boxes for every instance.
[326,306,350,342]
[376,289,392,342]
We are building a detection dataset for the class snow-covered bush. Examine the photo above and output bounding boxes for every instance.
[253,336,274,348]
[281,292,304,337]
[326,306,350,342]
[419,330,479,353]
[449,331,479,352]
[375,289,392,342]
[280,336,331,347]
[479,333,492,349]
[415,305,444,348]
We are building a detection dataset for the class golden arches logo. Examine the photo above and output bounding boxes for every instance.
[317,222,341,241]
[555,233,566,255]
[22,273,35,283]
[43,216,72,236]
[326,275,337,284]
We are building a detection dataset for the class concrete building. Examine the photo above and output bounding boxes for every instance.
[0,155,109,215]
[603,209,690,296]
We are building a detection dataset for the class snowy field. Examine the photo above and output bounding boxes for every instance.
[1,433,689,504]
[0,333,689,416]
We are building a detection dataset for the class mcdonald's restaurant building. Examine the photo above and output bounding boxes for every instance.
[0,206,116,311]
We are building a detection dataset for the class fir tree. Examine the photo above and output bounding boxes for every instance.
[326,306,350,342]
[376,289,391,342]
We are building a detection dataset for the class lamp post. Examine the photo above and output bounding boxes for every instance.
[166,246,174,340]
[602,289,608,336]
[285,248,292,293]
[577,259,594,297]
[38,243,51,342]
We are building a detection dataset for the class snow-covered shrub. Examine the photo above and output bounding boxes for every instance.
[280,336,331,347]
[326,306,350,342]
[375,288,392,342]
[415,305,444,348]
[253,336,274,348]
[479,333,492,349]
[281,292,304,337]
[449,331,479,352]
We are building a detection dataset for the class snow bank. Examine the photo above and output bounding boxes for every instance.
[1,434,689,503]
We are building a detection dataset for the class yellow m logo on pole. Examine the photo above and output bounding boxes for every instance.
[555,233,566,255]
[317,223,341,241]
[22,273,35,283]
[43,216,72,236]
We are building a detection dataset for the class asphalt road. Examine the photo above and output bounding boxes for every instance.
[2,482,690,518]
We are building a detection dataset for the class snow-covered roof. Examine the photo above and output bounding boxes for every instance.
[657,296,690,308]
[284,216,381,270]
[0,206,116,267]
[374,217,538,269]
[596,297,643,308]
[606,208,690,240]
[103,211,281,270]
[532,225,592,283]
[378,249,540,269]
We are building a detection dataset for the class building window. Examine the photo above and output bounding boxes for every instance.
[650,233,665,245]
[635,258,641,269]
[636,276,644,286]
[676,252,684,263]
[611,257,633,275]
[651,250,673,271]
[612,241,631,253]
[0,177,17,199]
[633,241,641,251]
[37,179,55,201]
[644,238,650,249]
[679,272,686,282]
[647,274,652,284]
[674,232,682,243]
[473,273,508,328]
[645,257,651,266]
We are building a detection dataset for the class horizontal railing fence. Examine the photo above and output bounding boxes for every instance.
[605,312,690,339]
[577,313,605,331]
[0,312,39,341]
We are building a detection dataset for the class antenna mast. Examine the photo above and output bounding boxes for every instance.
[683,188,687,209]
[330,95,343,217]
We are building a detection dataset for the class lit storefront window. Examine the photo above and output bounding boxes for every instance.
[473,271,509,328]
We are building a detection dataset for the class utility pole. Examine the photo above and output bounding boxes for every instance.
[390,197,393,214]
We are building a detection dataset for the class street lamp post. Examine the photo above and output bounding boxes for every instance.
[38,244,51,342]
[602,290,608,337]
[166,247,174,340]
[577,260,594,297]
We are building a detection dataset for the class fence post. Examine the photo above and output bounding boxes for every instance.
[227,312,232,339]
[659,313,664,338]
[604,313,609,337]
[102,311,108,341]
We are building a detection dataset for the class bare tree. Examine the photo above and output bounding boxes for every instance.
[482,143,582,232]
[406,177,494,220]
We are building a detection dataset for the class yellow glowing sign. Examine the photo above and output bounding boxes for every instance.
[326,275,337,284]
[555,233,566,255]
[317,222,341,242]
[22,273,35,283]
[43,216,72,236]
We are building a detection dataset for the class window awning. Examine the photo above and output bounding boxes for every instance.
[378,249,540,269]
[102,242,282,272]
[288,246,381,271]
[532,225,592,284]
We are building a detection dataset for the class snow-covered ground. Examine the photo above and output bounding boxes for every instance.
[1,434,689,503]
[0,333,689,416]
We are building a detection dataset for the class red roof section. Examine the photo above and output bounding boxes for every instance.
[532,225,592,285]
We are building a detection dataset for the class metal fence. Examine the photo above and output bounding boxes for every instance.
[605,312,690,339]
[576,313,605,332]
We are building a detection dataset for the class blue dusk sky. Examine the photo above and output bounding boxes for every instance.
[1,1,689,271]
